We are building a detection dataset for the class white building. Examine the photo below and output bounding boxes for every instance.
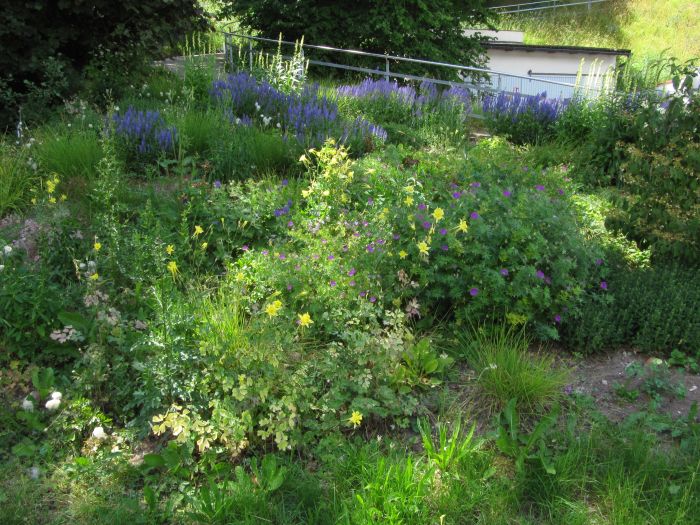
[464,29,631,98]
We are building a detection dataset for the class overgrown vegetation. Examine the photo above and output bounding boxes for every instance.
[1,14,699,524]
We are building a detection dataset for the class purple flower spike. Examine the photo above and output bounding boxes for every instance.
[213,180,222,189]
[469,287,479,297]
[500,268,509,276]
[600,281,608,290]
[535,185,545,191]
[281,178,288,186]
[503,190,512,198]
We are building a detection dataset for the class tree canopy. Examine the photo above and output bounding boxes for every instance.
[222,0,495,70]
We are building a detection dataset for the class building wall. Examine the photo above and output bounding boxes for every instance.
[483,49,619,98]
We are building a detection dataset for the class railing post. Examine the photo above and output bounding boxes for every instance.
[385,56,390,81]
[248,41,253,71]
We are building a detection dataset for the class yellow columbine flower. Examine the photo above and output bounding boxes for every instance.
[404,196,414,206]
[89,273,99,281]
[94,242,102,252]
[404,185,414,194]
[417,241,429,256]
[298,312,313,328]
[166,244,175,255]
[46,180,56,194]
[457,219,469,233]
[348,411,363,428]
[235,271,245,282]
[265,300,283,317]
[399,250,408,259]
[48,197,56,204]
[432,207,444,222]
[201,242,208,250]
[193,225,204,237]
[167,260,179,278]
[60,194,67,202]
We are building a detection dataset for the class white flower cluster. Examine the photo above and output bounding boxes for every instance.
[84,289,109,307]
[45,391,62,411]
[50,325,84,344]
[97,307,121,327]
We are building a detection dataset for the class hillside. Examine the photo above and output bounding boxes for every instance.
[494,0,699,62]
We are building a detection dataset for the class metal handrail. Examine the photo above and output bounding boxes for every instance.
[222,31,601,93]
[491,0,608,14]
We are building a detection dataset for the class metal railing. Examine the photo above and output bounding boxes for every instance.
[222,31,607,99]
[490,0,609,15]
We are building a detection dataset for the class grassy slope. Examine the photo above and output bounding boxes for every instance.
[495,0,700,62]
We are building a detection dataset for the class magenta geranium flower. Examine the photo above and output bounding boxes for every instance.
[536,270,545,279]
[535,185,545,191]
[470,212,480,220]
[600,281,608,290]
[503,190,512,197]
[469,287,479,297]
[500,268,509,276]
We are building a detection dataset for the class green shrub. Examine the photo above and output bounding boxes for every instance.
[562,264,700,356]
[234,139,604,341]
[611,92,700,265]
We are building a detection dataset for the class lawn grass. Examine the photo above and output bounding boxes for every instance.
[496,0,700,63]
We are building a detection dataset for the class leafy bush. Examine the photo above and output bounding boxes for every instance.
[1,1,206,127]
[233,139,604,342]
[482,91,570,145]
[562,264,700,356]
[610,91,700,265]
